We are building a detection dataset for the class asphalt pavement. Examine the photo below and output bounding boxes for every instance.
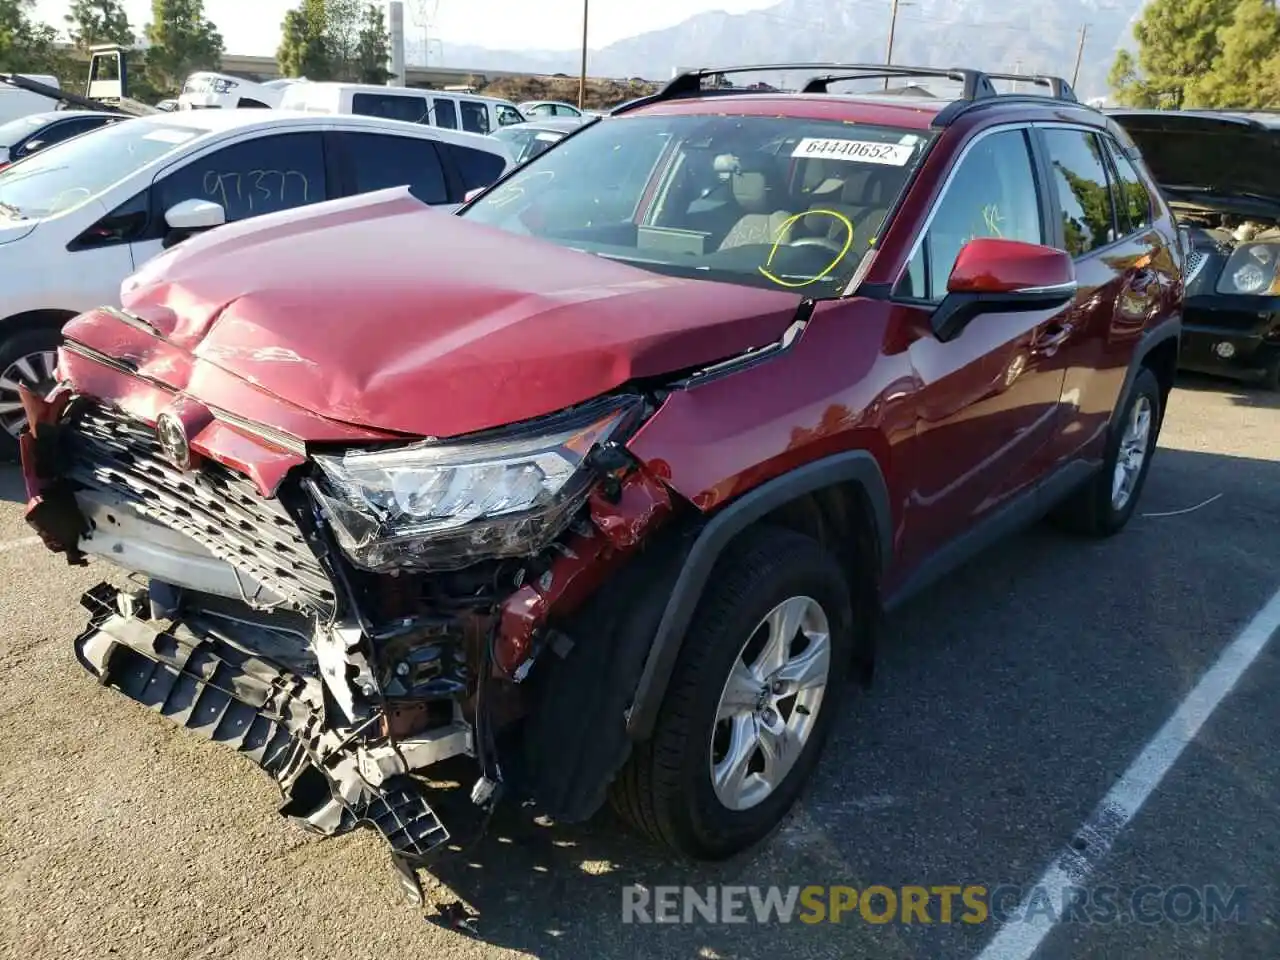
[0,372,1276,960]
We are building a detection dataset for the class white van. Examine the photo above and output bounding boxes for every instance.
[0,75,61,125]
[278,82,526,135]
[178,72,304,110]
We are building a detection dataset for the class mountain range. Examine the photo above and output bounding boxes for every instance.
[419,0,1147,100]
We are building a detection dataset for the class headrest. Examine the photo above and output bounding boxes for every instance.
[732,170,771,213]
[840,167,902,205]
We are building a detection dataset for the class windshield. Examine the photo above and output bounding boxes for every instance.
[462,114,932,293]
[492,125,566,164]
[0,115,47,148]
[0,120,205,220]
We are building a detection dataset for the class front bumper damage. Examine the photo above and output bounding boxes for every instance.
[20,381,677,904]
[74,582,462,902]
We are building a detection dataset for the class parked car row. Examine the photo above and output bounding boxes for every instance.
[4,59,1277,913]
[0,108,513,451]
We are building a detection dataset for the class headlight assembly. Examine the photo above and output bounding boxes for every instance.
[1217,241,1280,295]
[307,395,644,572]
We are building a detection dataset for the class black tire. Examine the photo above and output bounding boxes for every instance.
[0,327,63,462]
[609,525,856,860]
[1262,354,1280,392]
[1052,367,1163,538]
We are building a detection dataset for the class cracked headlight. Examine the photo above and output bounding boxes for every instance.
[308,395,643,572]
[1217,242,1280,295]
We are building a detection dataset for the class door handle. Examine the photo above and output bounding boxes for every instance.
[1032,321,1073,353]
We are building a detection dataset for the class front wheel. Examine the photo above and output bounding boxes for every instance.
[0,328,61,461]
[610,526,855,860]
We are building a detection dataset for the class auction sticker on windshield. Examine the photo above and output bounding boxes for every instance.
[791,138,914,165]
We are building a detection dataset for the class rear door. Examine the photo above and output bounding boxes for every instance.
[1032,124,1168,469]
[331,131,450,205]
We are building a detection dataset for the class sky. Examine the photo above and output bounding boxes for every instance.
[33,0,779,55]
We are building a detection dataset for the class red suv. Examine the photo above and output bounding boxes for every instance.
[20,63,1182,902]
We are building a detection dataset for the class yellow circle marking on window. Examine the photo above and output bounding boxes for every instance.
[758,209,856,289]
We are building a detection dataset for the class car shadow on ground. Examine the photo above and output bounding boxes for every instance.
[1175,370,1280,410]
[384,445,1280,959]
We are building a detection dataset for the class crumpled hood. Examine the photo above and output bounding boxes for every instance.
[100,188,804,439]
[1109,109,1280,207]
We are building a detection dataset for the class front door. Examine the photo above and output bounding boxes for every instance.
[890,125,1070,571]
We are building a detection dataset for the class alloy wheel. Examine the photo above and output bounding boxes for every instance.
[709,594,832,812]
[1111,393,1153,511]
[0,349,57,439]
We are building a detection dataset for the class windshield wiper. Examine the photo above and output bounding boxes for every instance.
[0,201,26,220]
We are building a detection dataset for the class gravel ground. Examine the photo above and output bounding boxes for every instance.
[0,373,1276,960]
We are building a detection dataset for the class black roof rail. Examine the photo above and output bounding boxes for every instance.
[981,71,1077,102]
[611,61,1078,117]
[930,93,1095,129]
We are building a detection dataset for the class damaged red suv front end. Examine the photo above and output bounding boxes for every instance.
[19,166,816,897]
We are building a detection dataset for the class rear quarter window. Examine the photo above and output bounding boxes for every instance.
[351,92,429,124]
[444,144,507,192]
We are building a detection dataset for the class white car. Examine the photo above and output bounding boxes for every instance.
[0,108,512,454]
[517,100,586,121]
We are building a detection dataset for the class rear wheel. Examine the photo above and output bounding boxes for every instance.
[0,328,61,461]
[1052,366,1163,537]
[610,526,855,860]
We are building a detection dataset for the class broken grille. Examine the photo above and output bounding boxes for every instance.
[63,403,337,618]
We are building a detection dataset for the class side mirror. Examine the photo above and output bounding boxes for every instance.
[162,199,225,248]
[931,237,1077,343]
[463,187,485,203]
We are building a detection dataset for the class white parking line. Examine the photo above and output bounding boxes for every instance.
[976,585,1280,960]
[0,536,41,553]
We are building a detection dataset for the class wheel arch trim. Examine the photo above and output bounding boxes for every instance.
[625,449,892,740]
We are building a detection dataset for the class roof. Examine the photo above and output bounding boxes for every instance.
[134,108,509,152]
[508,117,583,134]
[1108,107,1280,130]
[624,93,945,131]
[287,81,520,107]
[4,109,123,125]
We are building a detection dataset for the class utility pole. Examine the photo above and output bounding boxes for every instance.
[884,0,900,89]
[1072,23,1088,88]
[578,0,589,110]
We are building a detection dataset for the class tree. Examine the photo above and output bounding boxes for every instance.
[143,0,224,97]
[1186,0,1280,106]
[65,0,134,50]
[1110,0,1243,107]
[325,0,362,79]
[277,0,331,79]
[355,3,391,84]
[0,0,70,78]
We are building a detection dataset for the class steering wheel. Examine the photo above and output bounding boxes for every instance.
[787,235,848,255]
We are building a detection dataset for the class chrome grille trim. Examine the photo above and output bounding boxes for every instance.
[64,403,336,618]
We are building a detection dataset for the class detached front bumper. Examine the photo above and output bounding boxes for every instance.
[73,581,465,900]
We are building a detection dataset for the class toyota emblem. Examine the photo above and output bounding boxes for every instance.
[156,412,191,470]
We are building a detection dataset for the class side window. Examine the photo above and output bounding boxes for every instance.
[896,128,1044,302]
[1103,138,1153,236]
[351,92,429,124]
[528,103,552,117]
[443,144,507,193]
[1042,128,1116,257]
[497,105,525,126]
[553,105,579,118]
[341,133,448,205]
[70,190,149,250]
[432,98,458,129]
[153,132,327,222]
[459,101,490,134]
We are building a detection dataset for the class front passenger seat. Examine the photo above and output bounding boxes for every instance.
[718,161,797,250]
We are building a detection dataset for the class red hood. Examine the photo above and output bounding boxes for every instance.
[87,189,802,439]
